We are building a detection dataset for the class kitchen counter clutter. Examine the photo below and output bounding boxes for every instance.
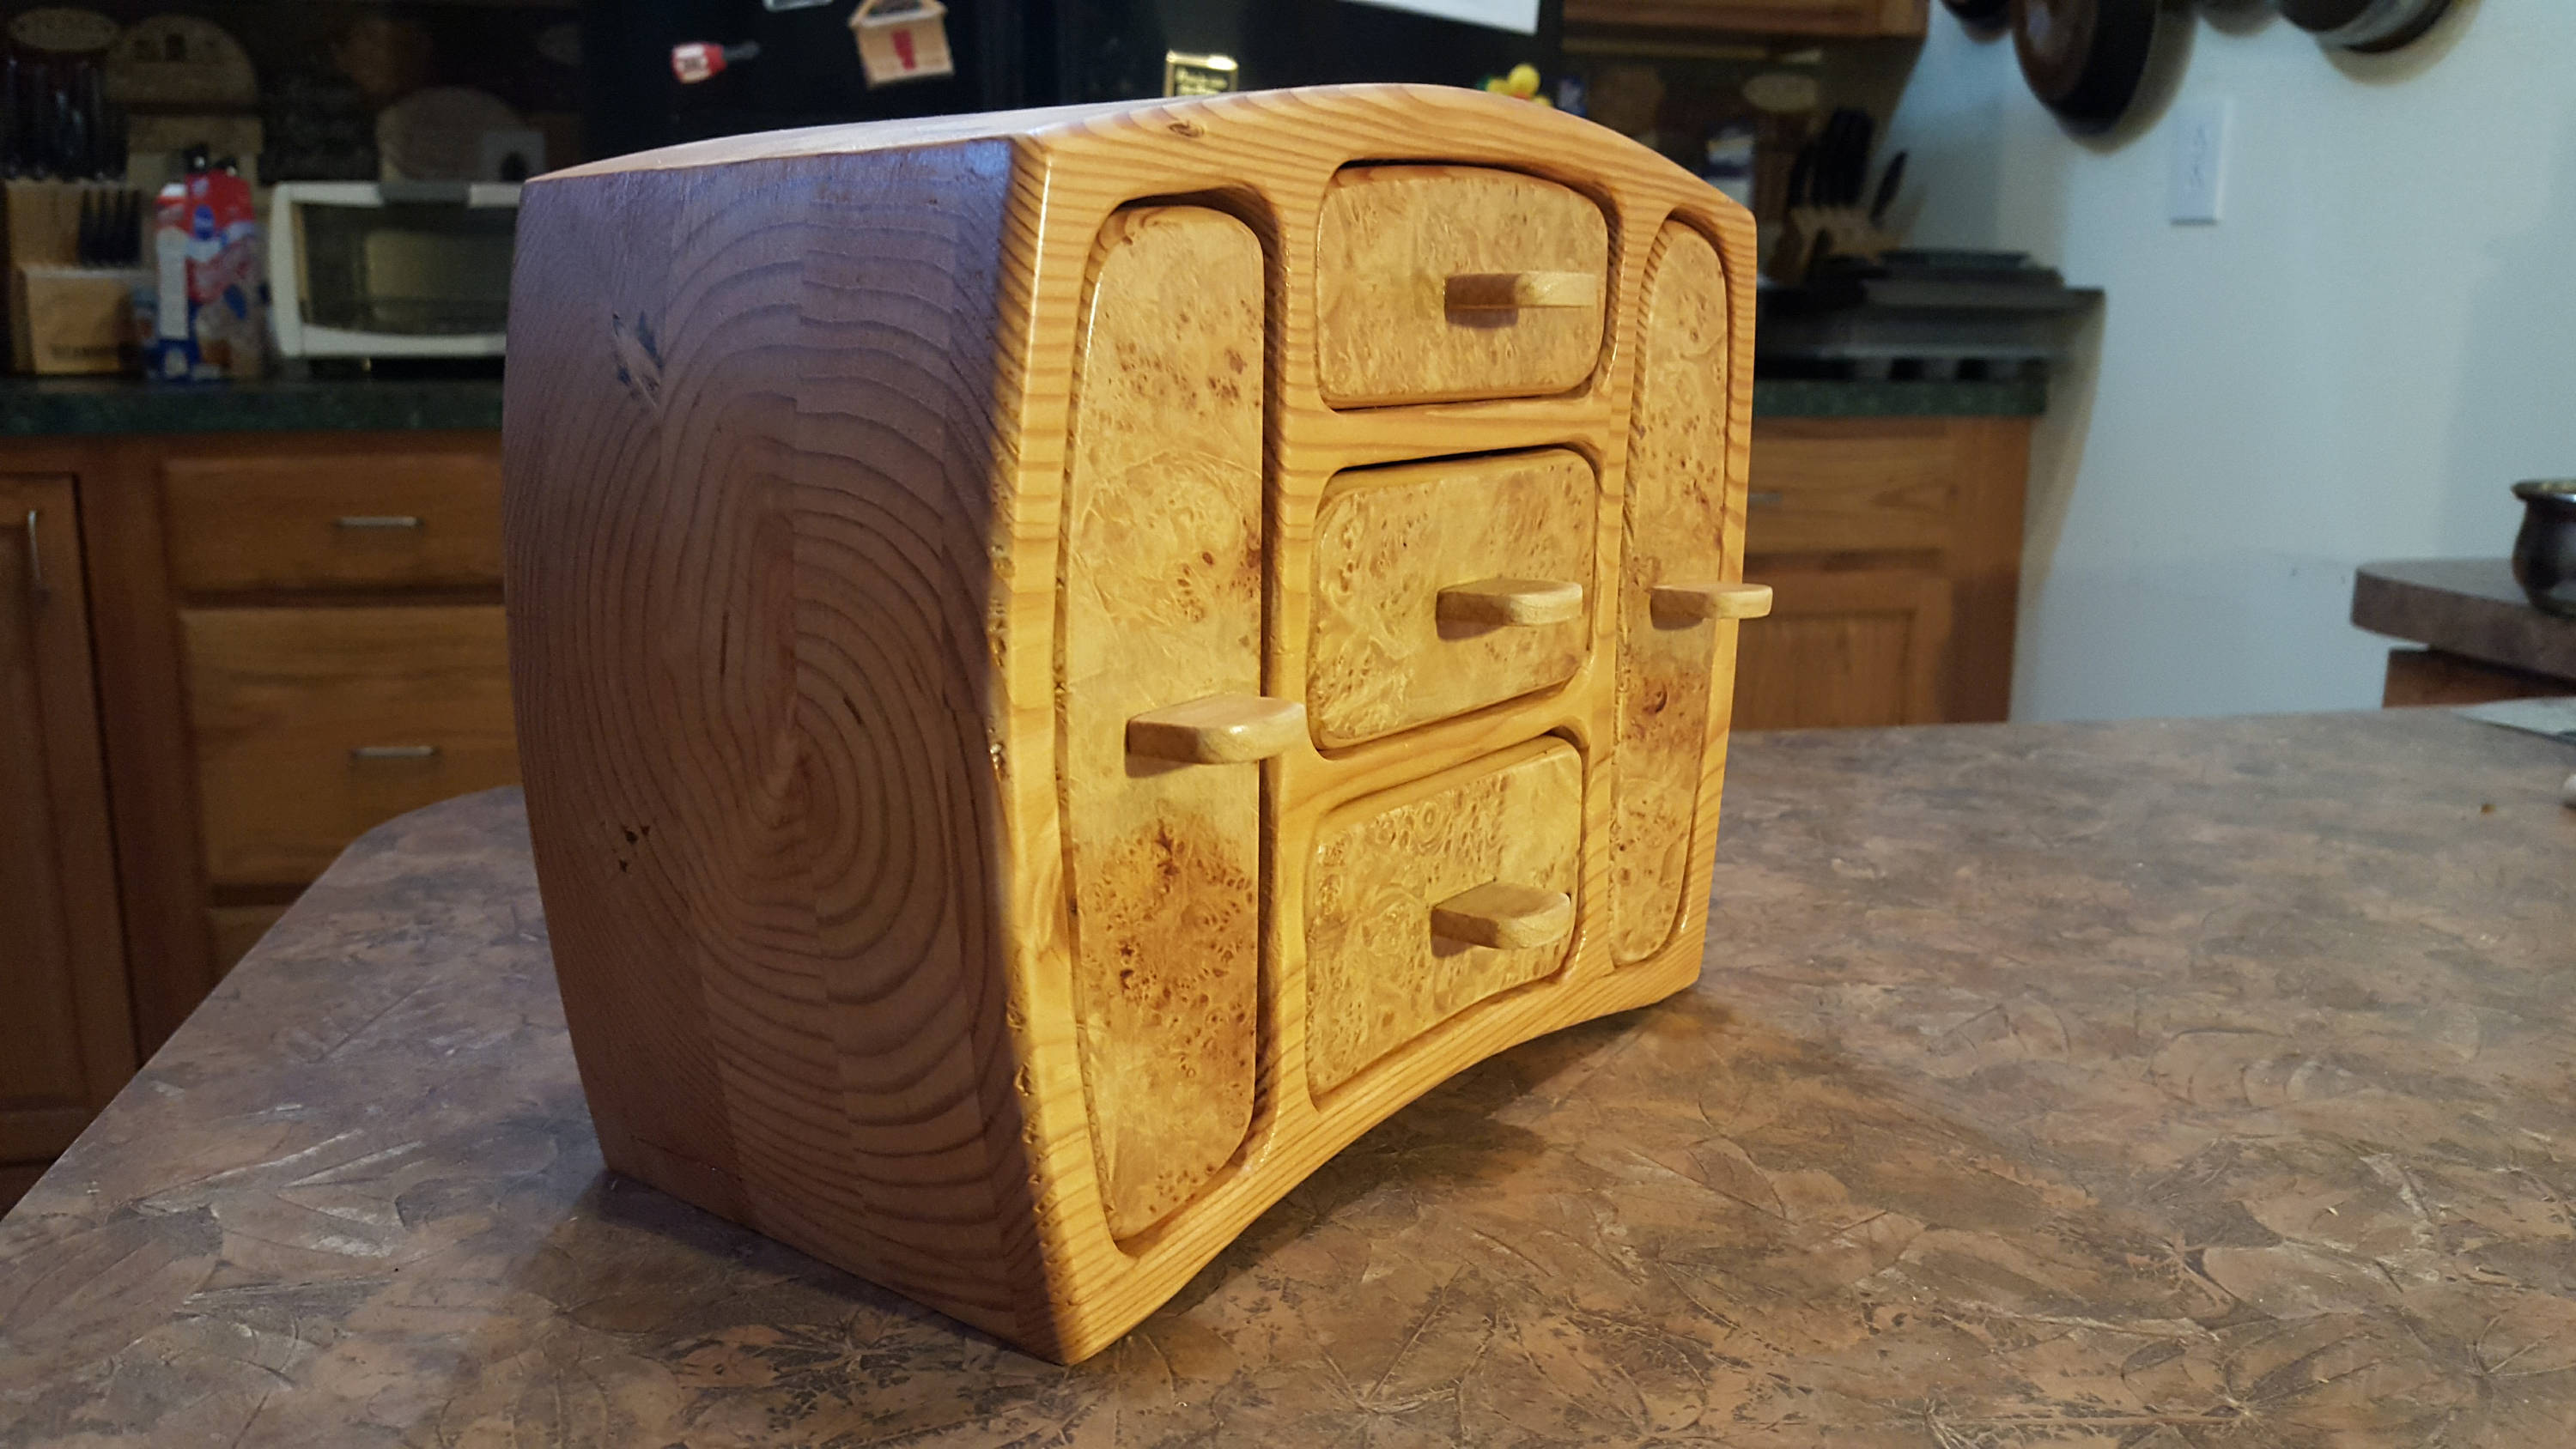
[2,709,2570,1443]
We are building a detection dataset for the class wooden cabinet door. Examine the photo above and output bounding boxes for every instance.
[0,477,135,1173]
[1731,568,1952,730]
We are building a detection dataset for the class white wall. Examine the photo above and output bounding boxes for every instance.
[1884,0,2576,720]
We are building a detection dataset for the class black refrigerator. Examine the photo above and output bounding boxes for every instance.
[583,0,1564,160]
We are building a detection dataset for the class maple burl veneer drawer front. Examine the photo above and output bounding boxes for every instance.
[1315,165,1610,407]
[1060,206,1267,1241]
[1308,447,1595,749]
[163,450,505,594]
[184,605,519,884]
[1613,221,1734,964]
[1306,737,1583,1094]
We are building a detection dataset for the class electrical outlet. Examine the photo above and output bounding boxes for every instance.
[2169,98,2231,226]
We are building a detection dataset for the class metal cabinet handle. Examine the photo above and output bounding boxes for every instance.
[1747,490,1784,508]
[350,744,440,761]
[22,509,44,604]
[336,515,424,530]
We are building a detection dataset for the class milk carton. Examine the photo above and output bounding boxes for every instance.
[148,156,265,381]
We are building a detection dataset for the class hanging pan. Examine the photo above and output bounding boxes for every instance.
[2011,0,2159,132]
[2279,0,2452,53]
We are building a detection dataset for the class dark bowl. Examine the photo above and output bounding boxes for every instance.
[2512,479,2576,618]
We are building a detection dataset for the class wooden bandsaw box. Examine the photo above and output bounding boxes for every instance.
[501,84,1766,1363]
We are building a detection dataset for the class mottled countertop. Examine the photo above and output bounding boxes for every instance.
[7,711,2571,1446]
[0,375,2041,437]
[2354,557,2576,683]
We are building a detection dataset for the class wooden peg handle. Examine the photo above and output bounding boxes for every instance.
[1126,694,1306,764]
[1429,881,1575,950]
[1436,576,1584,627]
[1649,581,1772,626]
[1444,270,1601,312]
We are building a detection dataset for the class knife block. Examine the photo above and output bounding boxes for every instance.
[502,83,1763,1364]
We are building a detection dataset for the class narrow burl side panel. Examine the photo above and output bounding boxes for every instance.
[501,144,1055,1349]
[1613,222,1734,964]
[1058,207,1265,1240]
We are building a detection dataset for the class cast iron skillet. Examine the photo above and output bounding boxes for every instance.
[2279,0,2452,52]
[2012,0,2159,132]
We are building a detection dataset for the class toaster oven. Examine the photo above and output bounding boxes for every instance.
[269,181,519,359]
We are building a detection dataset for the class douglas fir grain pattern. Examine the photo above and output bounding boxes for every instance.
[502,84,1764,1363]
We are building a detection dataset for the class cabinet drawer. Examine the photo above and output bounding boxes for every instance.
[1305,738,1582,1094]
[1743,419,1964,557]
[1315,166,1609,407]
[184,605,519,884]
[164,449,504,593]
[1308,448,1594,749]
[1731,568,1951,730]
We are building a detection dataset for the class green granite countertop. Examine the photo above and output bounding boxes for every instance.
[0,376,507,436]
[0,374,2044,437]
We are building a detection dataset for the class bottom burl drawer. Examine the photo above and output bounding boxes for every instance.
[1305,737,1582,1095]
[184,605,519,884]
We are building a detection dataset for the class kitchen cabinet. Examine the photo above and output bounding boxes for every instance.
[1739,414,2032,728]
[1564,0,1929,39]
[0,430,517,1071]
[0,478,134,1197]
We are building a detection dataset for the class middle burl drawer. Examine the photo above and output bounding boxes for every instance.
[1308,447,1595,749]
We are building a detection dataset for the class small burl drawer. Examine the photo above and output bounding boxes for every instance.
[184,605,519,884]
[164,449,504,593]
[1306,737,1582,1094]
[1315,165,1610,407]
[1309,447,1594,748]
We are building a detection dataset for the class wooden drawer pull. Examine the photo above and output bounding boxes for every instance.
[1126,694,1305,764]
[350,744,441,761]
[336,515,424,530]
[1436,576,1583,627]
[1444,270,1600,312]
[1650,581,1773,626]
[1430,881,1575,950]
